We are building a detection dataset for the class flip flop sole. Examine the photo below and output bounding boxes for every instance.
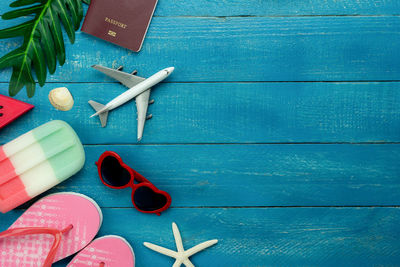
[68,235,135,267]
[0,192,102,266]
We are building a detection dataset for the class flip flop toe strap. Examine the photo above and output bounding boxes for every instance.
[0,224,73,267]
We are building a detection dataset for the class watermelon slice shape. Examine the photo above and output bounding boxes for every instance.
[0,94,34,130]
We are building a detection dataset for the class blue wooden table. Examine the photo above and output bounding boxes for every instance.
[1,1,400,266]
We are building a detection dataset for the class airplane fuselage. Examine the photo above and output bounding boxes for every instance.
[91,67,174,117]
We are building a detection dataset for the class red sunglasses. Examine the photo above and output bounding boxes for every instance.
[95,151,171,215]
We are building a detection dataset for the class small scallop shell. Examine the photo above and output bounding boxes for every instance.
[49,87,74,111]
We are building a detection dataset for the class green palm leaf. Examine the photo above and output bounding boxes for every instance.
[10,0,42,8]
[30,39,47,86]
[0,48,25,68]
[2,5,44,20]
[0,0,87,97]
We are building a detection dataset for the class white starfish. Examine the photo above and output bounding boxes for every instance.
[143,222,218,267]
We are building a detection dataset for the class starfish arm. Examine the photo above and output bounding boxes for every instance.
[183,258,195,267]
[172,222,185,252]
[143,242,179,258]
[173,259,183,267]
[186,239,218,257]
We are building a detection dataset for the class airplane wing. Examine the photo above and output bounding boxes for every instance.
[92,64,152,141]
[135,89,151,141]
[92,64,145,88]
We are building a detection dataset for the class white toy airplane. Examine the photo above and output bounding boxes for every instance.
[89,65,174,141]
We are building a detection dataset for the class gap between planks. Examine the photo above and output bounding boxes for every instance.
[2,80,400,84]
[11,206,400,210]
[81,142,400,146]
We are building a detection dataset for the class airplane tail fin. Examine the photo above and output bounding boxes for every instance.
[88,100,109,127]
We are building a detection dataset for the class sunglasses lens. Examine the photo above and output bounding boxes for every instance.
[133,186,168,211]
[100,156,131,187]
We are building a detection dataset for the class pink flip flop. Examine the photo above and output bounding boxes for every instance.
[0,192,102,267]
[68,235,135,267]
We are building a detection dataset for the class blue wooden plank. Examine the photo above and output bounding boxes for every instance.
[5,144,397,207]
[1,207,399,266]
[1,1,400,16]
[154,0,400,16]
[1,82,399,144]
[1,17,400,82]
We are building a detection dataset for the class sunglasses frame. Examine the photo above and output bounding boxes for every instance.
[95,151,172,215]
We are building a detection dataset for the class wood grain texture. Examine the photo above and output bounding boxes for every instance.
[8,144,398,208]
[0,0,398,266]
[1,16,400,82]
[1,82,399,144]
[1,0,400,16]
[1,207,400,266]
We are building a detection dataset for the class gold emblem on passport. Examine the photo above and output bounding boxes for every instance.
[108,30,117,37]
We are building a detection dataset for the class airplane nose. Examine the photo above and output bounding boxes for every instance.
[165,67,175,75]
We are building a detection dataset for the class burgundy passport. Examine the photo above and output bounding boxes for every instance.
[81,0,158,52]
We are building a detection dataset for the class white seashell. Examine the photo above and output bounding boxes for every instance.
[49,87,74,111]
